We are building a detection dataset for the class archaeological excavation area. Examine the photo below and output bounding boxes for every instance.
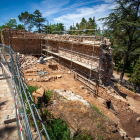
[1,28,140,139]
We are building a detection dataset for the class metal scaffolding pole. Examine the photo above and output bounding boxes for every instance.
[88,30,96,94]
[70,23,74,69]
[58,30,61,64]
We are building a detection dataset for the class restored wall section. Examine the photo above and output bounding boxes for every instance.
[1,28,114,85]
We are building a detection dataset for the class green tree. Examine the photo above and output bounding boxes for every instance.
[87,17,97,35]
[0,19,17,43]
[99,0,140,83]
[76,23,79,29]
[44,23,64,34]
[16,24,24,29]
[73,17,97,35]
[80,17,87,29]
[33,9,46,33]
[18,11,29,29]
[130,57,140,92]
[27,14,34,31]
[18,11,35,31]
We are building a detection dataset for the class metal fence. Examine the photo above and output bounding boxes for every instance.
[0,44,50,140]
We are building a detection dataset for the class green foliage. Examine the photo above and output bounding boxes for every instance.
[18,11,34,31]
[33,9,46,33]
[73,131,93,140]
[0,19,17,29]
[92,105,102,115]
[5,19,17,28]
[16,24,24,29]
[99,0,140,82]
[70,17,97,35]
[44,23,64,34]
[27,14,34,31]
[45,116,93,140]
[18,11,29,25]
[130,57,140,92]
[0,19,18,43]
[28,86,38,94]
[22,86,37,102]
[43,109,49,115]
[45,118,71,140]
[45,90,52,103]
[98,132,104,140]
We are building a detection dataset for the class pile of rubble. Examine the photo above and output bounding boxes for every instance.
[26,75,62,82]
[54,89,90,107]
[18,54,38,70]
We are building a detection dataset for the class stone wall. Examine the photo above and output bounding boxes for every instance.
[1,28,114,85]
[1,28,43,54]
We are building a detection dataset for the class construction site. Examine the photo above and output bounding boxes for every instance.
[1,28,140,140]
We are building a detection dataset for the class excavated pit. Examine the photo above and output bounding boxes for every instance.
[20,56,140,139]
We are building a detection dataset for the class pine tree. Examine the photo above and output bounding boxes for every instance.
[18,11,29,29]
[130,57,140,92]
[27,14,34,31]
[99,0,140,83]
[33,9,46,33]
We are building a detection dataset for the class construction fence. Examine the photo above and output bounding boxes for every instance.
[0,44,50,140]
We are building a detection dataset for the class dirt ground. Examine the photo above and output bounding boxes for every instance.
[24,61,140,139]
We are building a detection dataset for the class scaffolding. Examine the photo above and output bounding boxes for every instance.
[41,28,105,95]
[2,27,108,95]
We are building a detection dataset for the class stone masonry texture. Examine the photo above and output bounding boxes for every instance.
[1,28,114,85]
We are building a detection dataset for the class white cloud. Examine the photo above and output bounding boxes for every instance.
[104,0,114,3]
[53,3,115,29]
[31,0,70,17]
[30,0,116,29]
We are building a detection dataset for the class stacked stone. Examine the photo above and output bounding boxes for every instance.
[45,34,102,42]
[18,54,38,70]
[1,28,11,45]
[99,45,115,85]
[1,28,44,54]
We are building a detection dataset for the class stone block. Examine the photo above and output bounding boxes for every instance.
[4,114,16,124]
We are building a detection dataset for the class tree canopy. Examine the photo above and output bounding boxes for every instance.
[18,11,35,31]
[33,9,46,33]
[0,19,24,43]
[18,11,29,28]
[130,57,140,92]
[100,0,140,82]
[73,17,97,35]
[44,23,64,34]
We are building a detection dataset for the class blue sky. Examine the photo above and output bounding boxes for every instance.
[0,0,116,29]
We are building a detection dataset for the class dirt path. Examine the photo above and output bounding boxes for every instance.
[0,68,18,140]
[113,70,129,81]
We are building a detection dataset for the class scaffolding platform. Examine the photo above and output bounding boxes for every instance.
[43,49,100,72]
[44,56,54,61]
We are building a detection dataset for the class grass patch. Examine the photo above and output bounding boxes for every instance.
[45,117,71,140]
[28,86,38,94]
[22,86,38,101]
[92,105,102,115]
[46,89,52,103]
[98,132,104,140]
[73,131,93,140]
